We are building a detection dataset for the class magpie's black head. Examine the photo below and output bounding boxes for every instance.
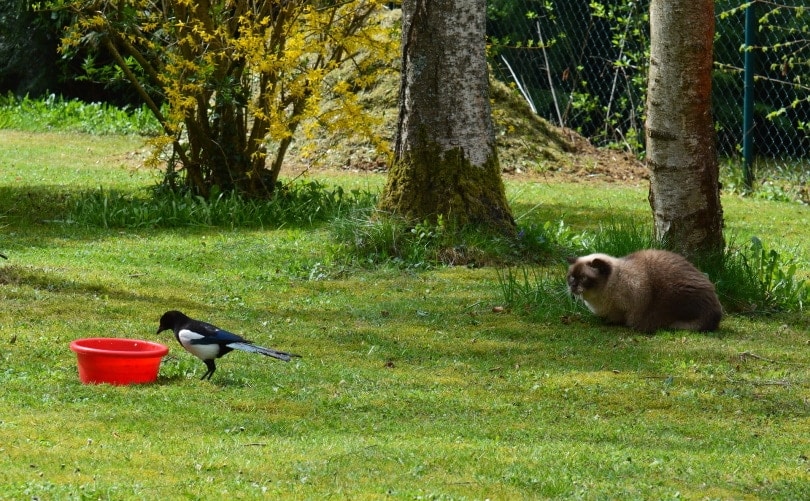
[157,310,189,334]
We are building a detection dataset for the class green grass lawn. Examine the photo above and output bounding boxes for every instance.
[0,130,808,499]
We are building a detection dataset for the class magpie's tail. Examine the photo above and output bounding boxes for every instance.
[227,342,301,362]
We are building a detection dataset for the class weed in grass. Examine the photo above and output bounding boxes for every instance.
[743,237,807,312]
[513,216,659,262]
[706,236,808,314]
[513,220,589,261]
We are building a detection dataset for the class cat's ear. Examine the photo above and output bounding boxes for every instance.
[566,256,577,264]
[590,258,612,274]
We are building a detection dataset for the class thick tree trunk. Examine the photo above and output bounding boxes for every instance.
[646,0,724,256]
[379,0,515,234]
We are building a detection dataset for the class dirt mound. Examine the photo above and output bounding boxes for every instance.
[489,79,647,184]
[284,75,647,186]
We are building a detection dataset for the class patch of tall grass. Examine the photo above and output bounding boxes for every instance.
[0,93,160,136]
[331,211,480,269]
[68,181,377,229]
[329,211,590,269]
[495,266,587,323]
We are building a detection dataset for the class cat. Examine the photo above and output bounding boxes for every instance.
[566,249,722,333]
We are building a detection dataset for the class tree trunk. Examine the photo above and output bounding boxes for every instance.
[379,0,515,234]
[646,0,724,256]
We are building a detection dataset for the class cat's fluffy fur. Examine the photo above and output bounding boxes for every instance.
[566,249,722,333]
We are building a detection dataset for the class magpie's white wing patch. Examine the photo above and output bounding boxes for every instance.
[178,328,220,361]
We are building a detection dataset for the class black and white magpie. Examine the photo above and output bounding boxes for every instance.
[156,310,300,380]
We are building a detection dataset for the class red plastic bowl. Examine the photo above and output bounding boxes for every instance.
[70,338,169,385]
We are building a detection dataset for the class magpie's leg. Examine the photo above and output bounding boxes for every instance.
[201,360,216,380]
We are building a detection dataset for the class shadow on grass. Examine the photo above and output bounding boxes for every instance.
[0,263,189,308]
[0,185,76,225]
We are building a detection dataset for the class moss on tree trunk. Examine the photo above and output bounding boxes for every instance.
[380,142,514,233]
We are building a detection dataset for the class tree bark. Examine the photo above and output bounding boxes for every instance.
[646,0,724,256]
[379,0,515,234]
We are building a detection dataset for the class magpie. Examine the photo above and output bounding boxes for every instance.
[156,310,300,380]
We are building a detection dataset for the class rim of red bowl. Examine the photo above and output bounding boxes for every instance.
[70,338,169,358]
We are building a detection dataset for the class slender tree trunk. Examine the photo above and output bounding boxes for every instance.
[379,0,515,234]
[646,0,724,256]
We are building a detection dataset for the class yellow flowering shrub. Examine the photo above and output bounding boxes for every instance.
[55,0,397,197]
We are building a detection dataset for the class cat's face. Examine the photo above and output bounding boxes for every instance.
[566,256,611,297]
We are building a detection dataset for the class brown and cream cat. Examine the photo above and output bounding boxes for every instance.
[566,249,722,333]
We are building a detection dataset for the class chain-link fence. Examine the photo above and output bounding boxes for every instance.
[487,0,809,172]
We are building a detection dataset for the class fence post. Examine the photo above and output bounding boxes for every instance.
[742,1,757,190]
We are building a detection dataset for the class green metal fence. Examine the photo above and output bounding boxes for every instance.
[487,0,809,176]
